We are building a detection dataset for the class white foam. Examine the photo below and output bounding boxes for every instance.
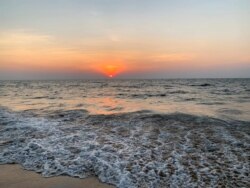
[0,108,249,187]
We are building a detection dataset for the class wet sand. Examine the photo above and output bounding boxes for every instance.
[0,164,115,188]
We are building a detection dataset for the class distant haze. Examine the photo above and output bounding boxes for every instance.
[0,0,249,79]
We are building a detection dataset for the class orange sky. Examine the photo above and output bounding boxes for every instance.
[0,31,249,78]
[0,0,249,78]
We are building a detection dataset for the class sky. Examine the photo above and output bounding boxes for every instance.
[0,0,249,79]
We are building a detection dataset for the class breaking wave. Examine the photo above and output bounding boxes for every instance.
[0,107,249,188]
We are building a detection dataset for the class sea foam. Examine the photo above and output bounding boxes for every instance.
[0,107,249,188]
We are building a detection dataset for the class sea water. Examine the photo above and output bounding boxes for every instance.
[0,79,249,187]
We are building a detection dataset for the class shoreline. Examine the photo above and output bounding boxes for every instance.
[0,164,115,188]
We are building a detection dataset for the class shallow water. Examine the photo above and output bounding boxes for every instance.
[0,79,250,187]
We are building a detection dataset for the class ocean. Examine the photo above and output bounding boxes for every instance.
[0,79,249,187]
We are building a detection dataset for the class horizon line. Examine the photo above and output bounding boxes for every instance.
[0,77,249,81]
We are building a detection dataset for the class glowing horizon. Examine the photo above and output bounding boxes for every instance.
[0,0,249,79]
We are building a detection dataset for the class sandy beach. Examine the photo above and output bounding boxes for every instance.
[0,165,115,188]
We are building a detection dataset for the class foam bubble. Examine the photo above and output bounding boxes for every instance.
[0,108,249,187]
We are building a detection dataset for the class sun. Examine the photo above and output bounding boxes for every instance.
[93,62,126,78]
[102,65,119,78]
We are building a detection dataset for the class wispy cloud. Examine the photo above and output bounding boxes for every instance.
[0,30,54,48]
